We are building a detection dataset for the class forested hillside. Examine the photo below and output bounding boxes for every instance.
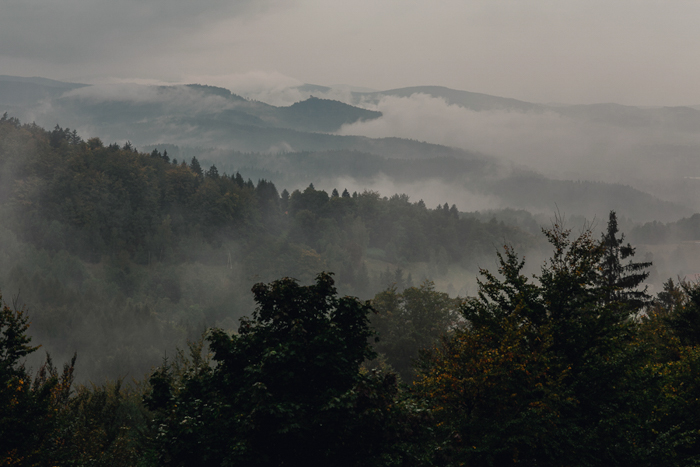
[2,75,691,223]
[0,115,532,382]
[1,116,700,465]
[3,209,700,465]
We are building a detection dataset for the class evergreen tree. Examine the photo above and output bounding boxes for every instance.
[370,281,460,382]
[50,124,64,148]
[280,188,290,212]
[205,164,219,179]
[189,156,203,177]
[663,280,700,347]
[1,298,76,465]
[69,129,81,145]
[234,171,245,187]
[598,211,651,310]
[415,219,653,466]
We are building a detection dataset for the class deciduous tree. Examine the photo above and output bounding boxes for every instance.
[146,273,411,466]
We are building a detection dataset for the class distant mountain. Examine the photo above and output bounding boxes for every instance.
[0,75,86,89]
[352,85,541,113]
[7,80,383,140]
[277,96,381,132]
[0,75,693,222]
[297,83,332,94]
[185,83,247,101]
[352,85,700,132]
[0,75,87,107]
[558,103,700,131]
[158,146,688,223]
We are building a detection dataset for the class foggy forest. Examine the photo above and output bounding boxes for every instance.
[4,3,700,464]
[2,73,700,466]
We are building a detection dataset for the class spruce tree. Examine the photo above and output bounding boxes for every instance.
[598,211,651,310]
[189,157,203,178]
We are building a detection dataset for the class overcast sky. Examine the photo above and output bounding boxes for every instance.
[3,0,700,106]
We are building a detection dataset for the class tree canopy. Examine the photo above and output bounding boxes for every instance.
[145,273,415,466]
[413,217,660,466]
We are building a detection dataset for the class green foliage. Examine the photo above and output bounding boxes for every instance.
[0,295,77,466]
[638,279,700,463]
[370,281,461,382]
[598,211,651,309]
[8,118,700,465]
[145,273,417,466]
[664,280,700,347]
[0,298,37,374]
[0,117,532,303]
[632,212,700,244]
[414,216,658,466]
[640,278,700,360]
[48,380,157,466]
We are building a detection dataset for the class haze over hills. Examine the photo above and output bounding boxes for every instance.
[349,84,700,130]
[0,75,87,107]
[334,85,700,211]
[0,74,696,222]
[351,85,541,113]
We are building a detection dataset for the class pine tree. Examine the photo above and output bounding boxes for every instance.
[205,164,219,179]
[415,220,653,465]
[189,157,203,178]
[598,211,651,310]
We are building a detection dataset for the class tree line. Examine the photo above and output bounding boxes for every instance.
[0,116,531,383]
[2,212,700,465]
[1,116,699,465]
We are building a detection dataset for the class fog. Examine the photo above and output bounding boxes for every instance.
[23,81,700,210]
[8,1,700,108]
[5,75,700,274]
[334,92,700,210]
[312,175,504,214]
[10,77,700,220]
[5,3,700,454]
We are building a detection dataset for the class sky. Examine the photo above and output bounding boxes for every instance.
[3,0,700,106]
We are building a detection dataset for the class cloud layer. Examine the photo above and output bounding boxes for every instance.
[0,0,276,80]
[337,93,700,191]
[5,1,700,106]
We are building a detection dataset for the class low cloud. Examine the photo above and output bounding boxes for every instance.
[185,71,358,107]
[184,71,303,105]
[63,83,233,112]
[313,174,503,213]
[338,93,700,190]
[0,0,279,79]
[265,141,295,154]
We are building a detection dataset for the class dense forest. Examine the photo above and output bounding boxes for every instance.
[2,116,700,465]
[0,116,531,381]
[3,75,692,224]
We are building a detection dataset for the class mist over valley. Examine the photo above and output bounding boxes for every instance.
[3,2,700,461]
[3,74,696,221]
[1,73,699,380]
